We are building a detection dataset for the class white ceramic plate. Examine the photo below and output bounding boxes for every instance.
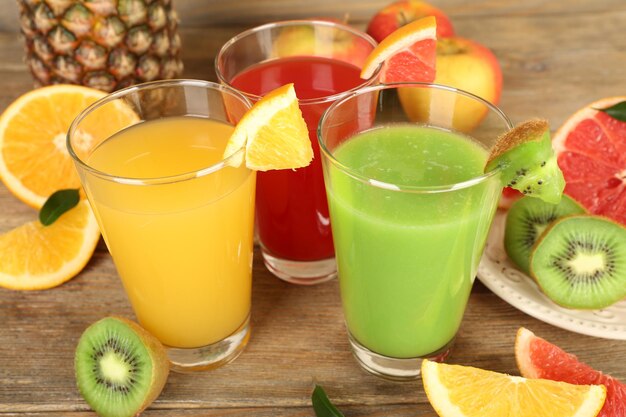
[477,210,626,340]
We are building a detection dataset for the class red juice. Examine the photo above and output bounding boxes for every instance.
[231,56,364,261]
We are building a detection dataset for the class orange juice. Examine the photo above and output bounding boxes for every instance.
[82,116,255,348]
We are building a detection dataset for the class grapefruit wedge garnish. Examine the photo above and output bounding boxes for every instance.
[516,327,626,417]
[360,16,437,83]
[553,97,626,226]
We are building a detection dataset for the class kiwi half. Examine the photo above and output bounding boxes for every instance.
[485,119,565,204]
[75,317,170,417]
[530,215,626,309]
[505,195,586,274]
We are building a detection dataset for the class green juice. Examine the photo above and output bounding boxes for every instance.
[326,124,501,358]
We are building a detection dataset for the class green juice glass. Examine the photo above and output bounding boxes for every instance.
[318,83,512,380]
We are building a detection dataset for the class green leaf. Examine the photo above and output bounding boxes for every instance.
[39,189,80,226]
[595,101,626,122]
[312,385,345,417]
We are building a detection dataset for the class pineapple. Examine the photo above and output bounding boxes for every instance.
[17,0,183,92]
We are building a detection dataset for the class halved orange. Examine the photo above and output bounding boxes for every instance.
[422,359,606,417]
[223,83,313,171]
[360,15,437,83]
[0,85,137,208]
[0,200,100,290]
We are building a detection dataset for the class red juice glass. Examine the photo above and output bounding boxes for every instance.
[216,20,380,284]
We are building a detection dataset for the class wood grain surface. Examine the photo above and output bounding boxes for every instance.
[1,0,625,416]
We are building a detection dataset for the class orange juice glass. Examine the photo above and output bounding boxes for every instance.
[68,80,255,372]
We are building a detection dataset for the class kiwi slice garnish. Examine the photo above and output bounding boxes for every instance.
[505,195,586,274]
[75,317,170,417]
[485,119,565,204]
[530,215,626,309]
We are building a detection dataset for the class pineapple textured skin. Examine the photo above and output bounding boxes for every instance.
[18,0,184,92]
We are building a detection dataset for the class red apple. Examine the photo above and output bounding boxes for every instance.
[433,36,502,105]
[398,36,503,133]
[273,20,371,66]
[499,187,523,209]
[366,0,455,43]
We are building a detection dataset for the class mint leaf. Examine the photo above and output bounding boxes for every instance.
[595,101,626,122]
[39,189,80,226]
[312,385,345,417]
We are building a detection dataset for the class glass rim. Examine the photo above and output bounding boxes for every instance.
[67,79,252,186]
[317,82,514,194]
[215,19,382,105]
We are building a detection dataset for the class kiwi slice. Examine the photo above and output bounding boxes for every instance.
[505,195,586,274]
[75,317,170,417]
[485,119,565,204]
[530,215,626,309]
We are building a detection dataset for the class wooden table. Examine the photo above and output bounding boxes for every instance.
[1,1,625,416]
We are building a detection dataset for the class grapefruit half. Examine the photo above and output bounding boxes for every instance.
[515,327,626,417]
[553,97,626,226]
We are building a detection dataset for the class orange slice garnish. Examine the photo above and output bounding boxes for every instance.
[223,83,312,171]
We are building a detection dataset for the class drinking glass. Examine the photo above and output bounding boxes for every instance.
[216,20,380,285]
[68,80,255,372]
[318,83,512,380]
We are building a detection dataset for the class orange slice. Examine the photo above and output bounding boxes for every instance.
[0,200,100,290]
[0,85,137,208]
[223,83,313,171]
[360,15,437,83]
[422,359,606,417]
[515,327,626,417]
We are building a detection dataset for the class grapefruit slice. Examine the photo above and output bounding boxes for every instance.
[553,97,626,226]
[516,327,626,417]
[360,16,437,83]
